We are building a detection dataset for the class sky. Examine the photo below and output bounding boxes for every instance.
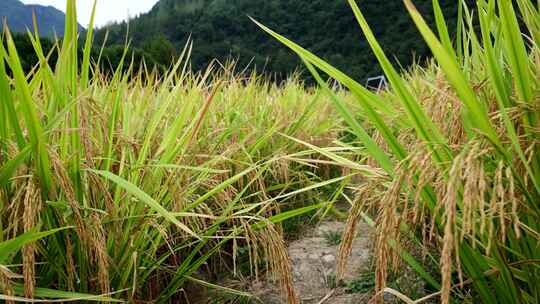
[21,0,160,28]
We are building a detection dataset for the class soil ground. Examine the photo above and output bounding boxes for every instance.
[251,220,374,304]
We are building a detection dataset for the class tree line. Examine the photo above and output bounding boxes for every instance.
[9,0,469,82]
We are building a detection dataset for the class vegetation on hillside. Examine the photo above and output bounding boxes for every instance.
[96,0,470,81]
[4,33,170,75]
[7,0,467,82]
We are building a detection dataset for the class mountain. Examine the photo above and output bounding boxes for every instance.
[0,0,82,37]
[98,0,466,81]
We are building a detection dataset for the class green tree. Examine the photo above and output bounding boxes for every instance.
[142,35,177,67]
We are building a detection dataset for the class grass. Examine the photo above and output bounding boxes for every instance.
[1,0,539,303]
[256,0,540,303]
[345,272,375,294]
[323,230,342,247]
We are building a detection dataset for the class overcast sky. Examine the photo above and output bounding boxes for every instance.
[21,0,160,27]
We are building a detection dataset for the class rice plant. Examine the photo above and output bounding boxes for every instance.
[3,0,539,302]
[0,1,378,302]
[256,0,540,302]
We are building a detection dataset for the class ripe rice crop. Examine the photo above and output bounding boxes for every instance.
[257,0,540,303]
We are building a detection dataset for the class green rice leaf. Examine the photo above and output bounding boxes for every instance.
[0,227,71,264]
[89,169,201,240]
[3,30,53,193]
[404,0,503,150]
[81,0,97,89]
[10,285,124,302]
[348,0,452,165]
[302,59,394,173]
[432,0,455,59]
[0,145,31,188]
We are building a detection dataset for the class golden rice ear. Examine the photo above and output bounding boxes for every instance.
[258,223,298,304]
[65,236,76,291]
[22,181,39,299]
[49,150,87,245]
[425,74,466,146]
[88,214,110,296]
[50,152,114,297]
[440,154,462,304]
[0,266,15,304]
[373,174,405,304]
[507,167,521,240]
[271,227,298,304]
[336,195,363,282]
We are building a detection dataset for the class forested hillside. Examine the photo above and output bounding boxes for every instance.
[96,0,466,81]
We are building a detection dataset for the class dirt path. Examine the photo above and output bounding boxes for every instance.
[252,220,374,304]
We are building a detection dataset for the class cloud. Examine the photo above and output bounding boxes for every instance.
[21,0,159,27]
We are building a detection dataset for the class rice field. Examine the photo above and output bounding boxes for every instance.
[1,0,539,303]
